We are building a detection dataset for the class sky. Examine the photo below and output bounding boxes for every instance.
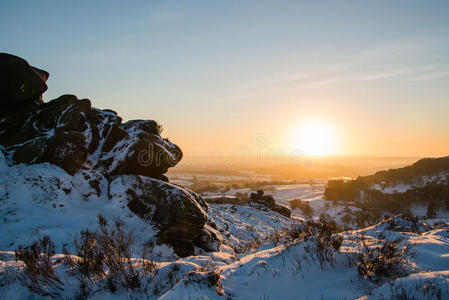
[2,0,449,158]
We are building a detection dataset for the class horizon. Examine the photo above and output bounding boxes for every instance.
[2,0,449,158]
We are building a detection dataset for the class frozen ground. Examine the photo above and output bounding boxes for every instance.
[2,213,449,299]
[1,162,449,299]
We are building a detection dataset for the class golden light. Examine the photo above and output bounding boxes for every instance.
[291,119,338,156]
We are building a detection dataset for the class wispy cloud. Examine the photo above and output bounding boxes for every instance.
[353,70,412,81]
[226,37,449,101]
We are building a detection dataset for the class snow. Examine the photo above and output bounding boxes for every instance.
[362,271,449,299]
[129,216,449,300]
[370,172,449,195]
[0,161,160,257]
[208,203,299,251]
[371,183,413,194]
[1,156,449,299]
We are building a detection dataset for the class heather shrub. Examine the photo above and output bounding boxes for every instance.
[356,235,414,282]
[15,236,63,297]
[63,215,157,296]
[302,215,342,269]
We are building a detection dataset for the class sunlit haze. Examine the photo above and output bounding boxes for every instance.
[2,1,449,158]
[290,120,338,156]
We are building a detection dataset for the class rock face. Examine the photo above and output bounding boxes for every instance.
[0,85,182,179]
[109,175,218,256]
[204,195,248,205]
[0,53,217,257]
[0,53,48,107]
[250,190,291,218]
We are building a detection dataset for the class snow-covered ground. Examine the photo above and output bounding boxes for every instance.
[2,160,449,299]
[2,214,449,299]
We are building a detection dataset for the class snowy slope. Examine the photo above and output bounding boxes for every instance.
[0,151,176,260]
[1,151,449,299]
[2,188,449,300]
[157,216,449,300]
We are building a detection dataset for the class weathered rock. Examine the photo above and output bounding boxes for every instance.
[86,108,122,154]
[0,53,48,107]
[109,175,213,257]
[249,190,291,218]
[9,130,88,175]
[193,225,222,252]
[37,94,91,132]
[272,204,291,218]
[0,53,203,257]
[31,66,49,83]
[107,120,182,180]
[0,93,181,178]
[42,131,88,175]
[204,195,248,205]
[0,54,182,179]
[250,190,276,208]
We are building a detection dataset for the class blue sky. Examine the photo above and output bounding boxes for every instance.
[2,1,449,156]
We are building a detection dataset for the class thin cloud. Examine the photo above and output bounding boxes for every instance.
[226,37,449,101]
[408,71,449,82]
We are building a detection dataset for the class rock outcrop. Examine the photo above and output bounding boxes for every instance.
[204,195,249,205]
[0,53,217,257]
[109,175,216,256]
[250,190,291,218]
[0,55,182,180]
[0,53,48,108]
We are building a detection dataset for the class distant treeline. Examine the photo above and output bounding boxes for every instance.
[357,156,449,185]
[324,156,449,215]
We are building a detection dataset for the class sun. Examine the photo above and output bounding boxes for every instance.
[290,120,338,156]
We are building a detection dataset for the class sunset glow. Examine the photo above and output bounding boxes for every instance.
[2,1,448,157]
[291,120,338,156]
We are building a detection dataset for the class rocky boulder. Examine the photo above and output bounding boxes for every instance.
[0,53,48,108]
[204,195,248,205]
[0,53,215,257]
[272,204,291,218]
[250,190,291,218]
[193,225,222,252]
[109,175,219,257]
[0,54,182,179]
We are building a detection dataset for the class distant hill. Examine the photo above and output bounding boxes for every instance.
[325,156,449,217]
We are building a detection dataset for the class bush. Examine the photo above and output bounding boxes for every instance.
[303,217,342,269]
[63,215,157,295]
[315,219,342,269]
[356,235,414,282]
[185,269,224,296]
[235,191,250,201]
[15,236,63,297]
[288,199,313,218]
[284,224,304,242]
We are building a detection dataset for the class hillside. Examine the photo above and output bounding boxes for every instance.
[325,156,449,218]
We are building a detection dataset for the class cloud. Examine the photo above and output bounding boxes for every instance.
[226,37,449,101]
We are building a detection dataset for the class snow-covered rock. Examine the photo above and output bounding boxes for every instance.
[0,54,182,180]
[0,53,214,257]
[0,93,182,180]
[0,53,48,107]
[109,175,211,257]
